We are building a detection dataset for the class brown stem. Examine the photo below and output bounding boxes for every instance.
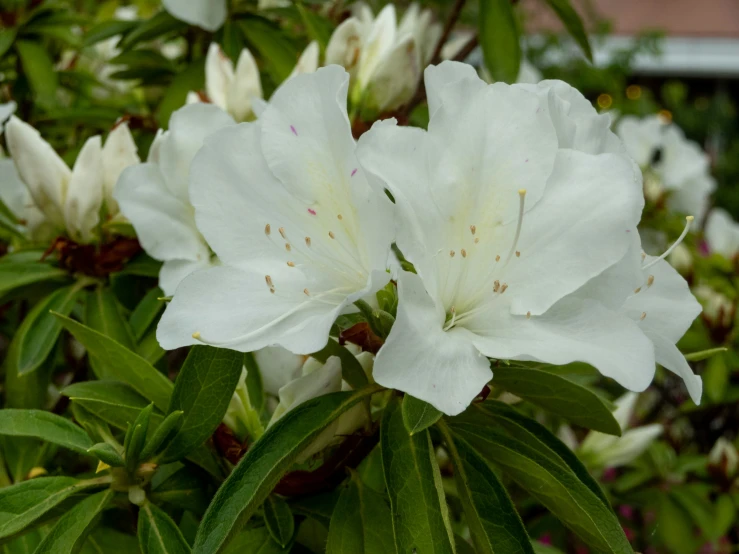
[429,0,468,67]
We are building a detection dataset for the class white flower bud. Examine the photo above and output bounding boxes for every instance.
[64,135,104,244]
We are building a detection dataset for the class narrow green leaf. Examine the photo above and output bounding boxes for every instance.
[447,420,632,553]
[402,395,442,435]
[119,12,187,50]
[150,466,209,516]
[193,385,381,554]
[162,346,243,462]
[311,338,368,390]
[381,400,455,554]
[244,353,265,416]
[326,472,395,554]
[83,20,138,46]
[479,0,521,83]
[87,443,124,467]
[0,409,93,455]
[543,0,593,61]
[138,502,192,554]
[156,61,205,128]
[289,491,340,528]
[0,27,16,58]
[125,404,154,472]
[0,263,68,298]
[85,287,136,349]
[34,489,114,554]
[82,527,141,554]
[12,285,82,376]
[15,40,59,108]
[239,16,298,83]
[54,314,173,411]
[221,527,288,554]
[263,496,294,548]
[0,476,109,540]
[138,328,166,365]
[438,420,534,554]
[296,4,333,50]
[140,411,184,461]
[129,287,165,341]
[492,366,621,435]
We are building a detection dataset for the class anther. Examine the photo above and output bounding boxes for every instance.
[264,224,271,236]
[287,261,295,267]
[500,284,508,293]
[305,237,311,247]
[265,275,273,288]
[640,312,647,320]
[337,214,343,220]
[329,231,335,239]
[641,252,646,261]
[526,311,531,319]
[634,287,642,294]
[285,243,291,251]
[504,189,527,264]
[461,249,467,258]
[515,251,520,257]
[647,275,654,287]
[304,288,310,296]
[470,225,476,235]
[495,255,500,262]
[493,280,500,292]
[192,331,201,339]
[450,250,455,258]
[279,227,287,239]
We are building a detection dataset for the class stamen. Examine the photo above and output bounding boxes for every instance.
[640,312,647,320]
[470,225,476,235]
[450,250,455,258]
[443,306,457,332]
[500,283,508,293]
[634,287,642,294]
[461,249,467,258]
[192,331,201,339]
[304,288,310,295]
[279,227,287,239]
[265,275,273,288]
[287,261,295,267]
[641,252,646,261]
[495,255,500,262]
[504,189,527,264]
[642,216,693,270]
[305,237,311,247]
[265,224,271,236]
[516,251,520,257]
[329,231,335,239]
[647,275,654,287]
[493,280,500,292]
[285,243,291,251]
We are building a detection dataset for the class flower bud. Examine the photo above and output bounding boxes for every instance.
[708,437,738,481]
[64,135,104,244]
[102,122,140,217]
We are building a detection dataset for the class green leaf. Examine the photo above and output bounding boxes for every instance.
[263,496,294,548]
[311,338,368,390]
[326,472,395,554]
[289,491,339,528]
[0,410,93,455]
[475,402,609,506]
[0,476,109,540]
[0,263,69,298]
[54,314,173,411]
[438,420,534,554]
[402,395,442,435]
[138,502,192,554]
[138,329,166,365]
[222,527,288,554]
[34,489,114,554]
[82,527,141,554]
[381,399,455,554]
[447,420,632,553]
[87,443,125,467]
[125,404,154,472]
[85,287,136,349]
[479,0,521,83]
[11,284,83,376]
[150,466,209,515]
[119,12,187,51]
[83,19,138,46]
[542,0,593,62]
[129,287,165,341]
[140,411,184,461]
[156,61,205,128]
[15,39,59,108]
[296,4,333,50]
[162,346,244,462]
[239,16,298,83]
[492,366,621,435]
[0,27,16,58]
[192,385,381,554]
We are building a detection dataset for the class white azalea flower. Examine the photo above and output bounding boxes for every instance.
[617,115,716,223]
[162,0,226,32]
[115,103,235,296]
[705,208,739,260]
[357,62,648,415]
[5,117,138,243]
[0,158,47,238]
[325,3,441,112]
[157,66,395,355]
[187,42,319,122]
[708,437,739,479]
[694,285,734,329]
[578,393,663,469]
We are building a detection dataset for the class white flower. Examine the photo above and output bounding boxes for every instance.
[115,104,235,296]
[157,66,395,355]
[705,208,739,259]
[694,284,734,329]
[162,0,226,32]
[708,437,739,479]
[187,42,319,122]
[5,117,138,243]
[0,158,47,238]
[574,229,703,404]
[0,101,16,128]
[357,62,648,415]
[325,3,441,112]
[578,393,663,469]
[617,115,716,223]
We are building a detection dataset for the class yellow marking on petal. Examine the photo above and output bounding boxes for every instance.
[287,261,295,267]
[279,227,287,239]
[647,275,655,287]
[450,250,455,257]
[640,312,647,320]
[461,249,467,258]
[264,224,271,236]
[305,237,311,247]
[192,331,201,340]
[470,225,476,235]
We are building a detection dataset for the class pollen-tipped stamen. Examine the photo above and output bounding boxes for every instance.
[504,189,527,265]
[642,215,694,270]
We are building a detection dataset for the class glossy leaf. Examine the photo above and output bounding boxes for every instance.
[0,263,68,298]
[129,287,165,340]
[193,386,381,554]
[438,421,534,554]
[54,314,173,411]
[0,409,93,455]
[85,287,136,349]
[381,400,455,554]
[138,502,192,554]
[479,0,521,83]
[0,476,109,540]
[492,366,621,435]
[34,489,114,554]
[150,466,209,515]
[402,395,443,435]
[326,472,395,554]
[263,496,294,548]
[296,4,333,50]
[87,443,125,467]
[140,411,184,461]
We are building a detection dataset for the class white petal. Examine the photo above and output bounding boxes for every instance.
[253,347,306,396]
[5,116,70,227]
[659,125,709,189]
[162,0,226,31]
[157,265,345,354]
[102,123,140,216]
[616,115,663,167]
[669,174,716,224]
[611,392,638,430]
[269,356,342,424]
[463,297,657,395]
[0,158,44,232]
[705,208,739,258]
[364,34,421,112]
[504,149,644,315]
[649,333,702,404]
[600,425,663,468]
[325,18,366,80]
[64,136,104,244]
[424,61,486,119]
[115,163,207,268]
[373,272,492,416]
[158,103,235,203]
[289,41,320,80]
[159,257,212,297]
[229,47,262,121]
[357,4,397,88]
[205,43,234,113]
[186,91,201,105]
